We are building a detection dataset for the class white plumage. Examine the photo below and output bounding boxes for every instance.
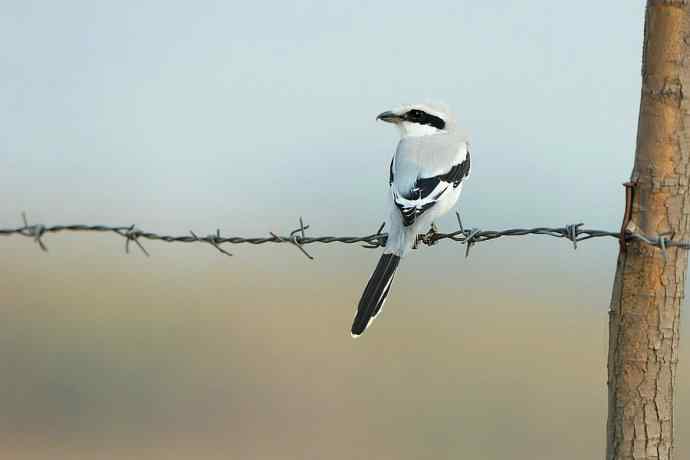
[351,103,471,337]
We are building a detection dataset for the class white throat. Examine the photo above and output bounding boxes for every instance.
[397,121,443,138]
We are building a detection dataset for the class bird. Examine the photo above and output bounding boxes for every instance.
[351,103,471,337]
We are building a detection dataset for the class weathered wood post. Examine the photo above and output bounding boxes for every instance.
[607,2,690,459]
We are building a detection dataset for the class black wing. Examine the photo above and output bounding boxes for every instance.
[392,150,470,227]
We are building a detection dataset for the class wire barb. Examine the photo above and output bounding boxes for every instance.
[269,217,314,260]
[655,232,674,261]
[190,230,233,257]
[4,214,690,258]
[361,222,387,249]
[455,211,464,234]
[21,212,48,252]
[565,223,584,250]
[463,228,481,258]
[659,234,668,261]
[122,225,150,257]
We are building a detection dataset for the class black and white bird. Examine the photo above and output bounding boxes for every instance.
[351,103,471,337]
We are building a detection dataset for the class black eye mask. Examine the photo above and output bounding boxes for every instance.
[403,110,445,130]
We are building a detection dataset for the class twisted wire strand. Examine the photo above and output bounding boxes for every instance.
[1,213,688,259]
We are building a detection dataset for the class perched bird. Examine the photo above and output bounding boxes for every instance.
[351,103,471,337]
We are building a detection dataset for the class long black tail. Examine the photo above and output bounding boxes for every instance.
[351,254,401,337]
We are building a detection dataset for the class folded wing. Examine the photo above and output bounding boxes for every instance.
[391,149,470,227]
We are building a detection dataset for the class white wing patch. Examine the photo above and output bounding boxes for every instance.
[391,150,470,227]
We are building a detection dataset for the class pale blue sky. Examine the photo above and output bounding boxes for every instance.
[2,1,644,233]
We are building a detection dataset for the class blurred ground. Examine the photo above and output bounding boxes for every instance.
[1,233,687,459]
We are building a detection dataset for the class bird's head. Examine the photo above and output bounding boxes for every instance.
[376,103,453,138]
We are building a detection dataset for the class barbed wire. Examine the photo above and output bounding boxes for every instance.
[1,212,688,260]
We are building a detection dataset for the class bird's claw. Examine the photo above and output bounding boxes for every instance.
[415,223,440,248]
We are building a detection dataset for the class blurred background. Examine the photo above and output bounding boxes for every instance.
[1,1,687,459]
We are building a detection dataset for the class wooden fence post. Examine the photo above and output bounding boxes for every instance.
[607,2,690,459]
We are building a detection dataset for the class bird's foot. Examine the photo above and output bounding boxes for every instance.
[415,223,440,248]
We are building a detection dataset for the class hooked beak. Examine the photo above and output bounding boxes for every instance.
[376,110,401,123]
